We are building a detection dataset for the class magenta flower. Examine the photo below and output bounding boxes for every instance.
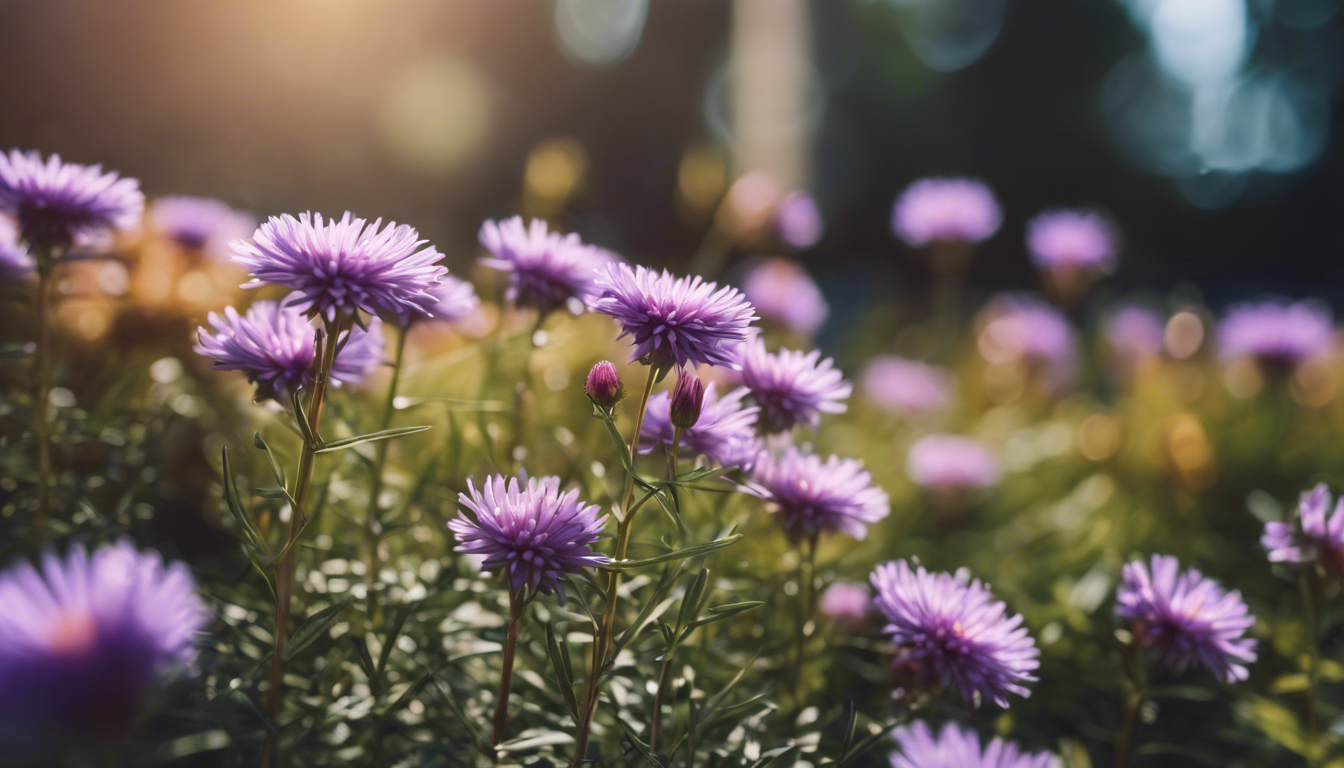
[775,191,823,249]
[640,382,760,467]
[906,434,1001,493]
[819,581,871,623]
[231,211,448,322]
[747,446,889,543]
[860,356,953,417]
[891,721,1052,768]
[1116,555,1256,683]
[147,195,256,254]
[449,475,608,604]
[976,294,1078,391]
[0,541,206,737]
[892,178,1001,247]
[735,336,851,433]
[1026,208,1119,273]
[479,217,602,316]
[1264,484,1344,577]
[195,300,384,400]
[871,560,1039,707]
[1218,300,1334,376]
[585,361,626,409]
[741,257,828,336]
[0,216,33,273]
[0,150,144,253]
[591,262,757,374]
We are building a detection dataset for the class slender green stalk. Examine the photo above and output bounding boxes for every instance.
[1114,645,1148,768]
[492,592,527,747]
[571,366,659,767]
[511,314,546,468]
[263,316,347,768]
[30,260,55,545]
[790,534,818,703]
[1300,570,1321,768]
[649,427,684,754]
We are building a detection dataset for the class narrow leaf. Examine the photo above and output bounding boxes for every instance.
[283,598,353,660]
[600,534,743,571]
[314,425,431,454]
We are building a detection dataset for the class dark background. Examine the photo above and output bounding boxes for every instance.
[0,0,1340,311]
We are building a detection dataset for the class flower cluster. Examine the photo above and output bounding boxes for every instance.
[748,446,890,543]
[449,475,608,603]
[1116,555,1256,683]
[871,560,1039,707]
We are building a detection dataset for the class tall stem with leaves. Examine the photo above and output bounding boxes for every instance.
[263,315,348,768]
[572,366,658,766]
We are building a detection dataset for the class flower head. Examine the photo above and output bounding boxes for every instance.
[741,257,828,336]
[402,274,480,327]
[591,262,757,374]
[776,191,823,249]
[1218,300,1334,376]
[1026,208,1119,273]
[1263,484,1344,576]
[0,541,206,737]
[1106,306,1166,376]
[0,150,144,253]
[871,560,1038,707]
[976,294,1078,392]
[449,475,608,603]
[892,178,1001,247]
[195,300,384,400]
[585,361,626,409]
[735,336,851,432]
[641,383,760,468]
[670,370,706,429]
[1116,555,1257,683]
[860,357,953,417]
[479,217,602,316]
[748,446,889,543]
[819,581,871,623]
[890,721,1053,768]
[906,434,1001,493]
[231,211,447,322]
[147,195,256,254]
[0,216,33,274]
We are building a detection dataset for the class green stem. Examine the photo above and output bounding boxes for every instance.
[790,534,818,703]
[1114,646,1148,768]
[263,316,347,768]
[1300,570,1321,768]
[492,592,526,747]
[511,314,546,468]
[571,366,659,767]
[31,261,55,546]
[649,428,683,755]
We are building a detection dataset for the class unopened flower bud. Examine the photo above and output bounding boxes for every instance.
[669,371,705,430]
[585,361,625,408]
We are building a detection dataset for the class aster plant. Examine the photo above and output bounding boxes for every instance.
[734,335,851,433]
[1026,207,1119,300]
[891,178,1002,249]
[0,541,206,746]
[870,560,1039,708]
[479,216,601,318]
[740,257,828,337]
[147,195,256,255]
[1218,299,1334,380]
[859,356,953,418]
[890,721,1053,768]
[450,474,607,745]
[0,150,144,542]
[640,381,760,468]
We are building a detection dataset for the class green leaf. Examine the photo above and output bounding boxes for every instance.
[255,487,290,499]
[220,446,268,557]
[616,717,666,767]
[377,602,416,679]
[685,601,764,634]
[314,425,431,454]
[1242,696,1305,754]
[545,622,580,721]
[253,432,287,490]
[600,533,744,571]
[283,598,353,660]
[347,635,376,682]
[379,670,433,722]
[433,678,491,755]
[750,745,801,767]
[676,568,710,632]
[290,387,318,448]
[615,565,684,652]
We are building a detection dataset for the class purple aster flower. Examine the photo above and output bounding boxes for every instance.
[1116,555,1256,683]
[1106,306,1166,376]
[0,150,144,253]
[906,434,1001,493]
[400,274,480,327]
[147,195,256,254]
[741,257,828,336]
[0,541,206,738]
[194,300,384,400]
[449,475,608,603]
[819,580,871,623]
[0,216,33,274]
[976,294,1078,392]
[892,178,1002,247]
[871,560,1039,707]
[479,216,602,316]
[747,446,890,543]
[231,211,447,322]
[1218,300,1334,376]
[860,356,953,417]
[1026,208,1119,273]
[591,262,757,374]
[640,382,760,467]
[735,336,851,433]
[1264,484,1344,576]
[775,191,823,249]
[890,721,1052,768]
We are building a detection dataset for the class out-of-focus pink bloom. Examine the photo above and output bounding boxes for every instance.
[776,191,823,249]
[891,178,1001,247]
[819,581,871,623]
[859,356,953,417]
[741,257,828,336]
[906,434,1001,492]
